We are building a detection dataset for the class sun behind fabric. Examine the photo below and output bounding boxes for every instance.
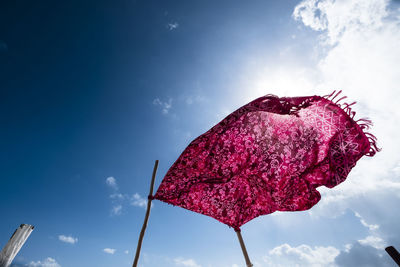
[154,90,379,230]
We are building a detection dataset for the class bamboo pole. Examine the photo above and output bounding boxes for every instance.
[235,228,253,267]
[0,224,34,267]
[132,160,159,267]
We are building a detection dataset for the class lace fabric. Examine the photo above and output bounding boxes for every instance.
[154,92,379,229]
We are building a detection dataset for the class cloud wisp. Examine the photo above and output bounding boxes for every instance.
[105,176,149,215]
[354,212,379,231]
[167,22,179,31]
[103,248,116,255]
[173,257,201,267]
[293,0,388,45]
[264,243,339,267]
[153,97,173,115]
[58,235,78,244]
[111,205,122,215]
[28,257,61,267]
[106,176,118,190]
[131,193,147,208]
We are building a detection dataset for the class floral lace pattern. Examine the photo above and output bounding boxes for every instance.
[154,93,378,229]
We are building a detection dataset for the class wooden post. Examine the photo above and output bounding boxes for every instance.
[0,224,34,267]
[385,246,400,266]
[235,229,253,267]
[132,160,159,267]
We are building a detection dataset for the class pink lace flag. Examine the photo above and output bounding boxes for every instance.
[154,91,379,230]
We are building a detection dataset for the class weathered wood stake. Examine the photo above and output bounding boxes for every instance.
[132,160,159,267]
[235,229,253,267]
[0,224,34,267]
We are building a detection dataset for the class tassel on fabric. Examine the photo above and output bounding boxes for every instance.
[323,90,381,157]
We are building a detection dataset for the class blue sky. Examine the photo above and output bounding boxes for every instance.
[1,0,400,266]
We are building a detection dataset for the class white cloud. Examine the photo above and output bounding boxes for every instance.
[106,176,118,190]
[108,192,148,214]
[131,193,147,208]
[167,22,179,31]
[111,205,122,215]
[335,242,393,266]
[28,257,61,267]
[103,248,116,254]
[344,244,353,253]
[107,184,125,215]
[58,235,78,244]
[153,97,173,114]
[358,235,386,250]
[173,257,201,267]
[110,193,125,200]
[124,250,129,254]
[293,0,328,31]
[293,0,388,45]
[354,212,379,231]
[265,243,340,267]
[105,176,148,214]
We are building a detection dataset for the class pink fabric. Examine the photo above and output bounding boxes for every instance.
[154,92,379,229]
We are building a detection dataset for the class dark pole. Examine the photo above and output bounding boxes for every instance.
[385,246,400,266]
[132,160,159,267]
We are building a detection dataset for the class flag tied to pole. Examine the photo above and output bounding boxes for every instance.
[154,91,379,230]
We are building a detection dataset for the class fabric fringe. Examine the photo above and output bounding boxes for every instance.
[323,90,381,157]
[288,97,315,116]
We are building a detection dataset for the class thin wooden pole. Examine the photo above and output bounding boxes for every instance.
[385,246,400,266]
[0,224,34,267]
[132,160,159,267]
[235,229,253,267]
